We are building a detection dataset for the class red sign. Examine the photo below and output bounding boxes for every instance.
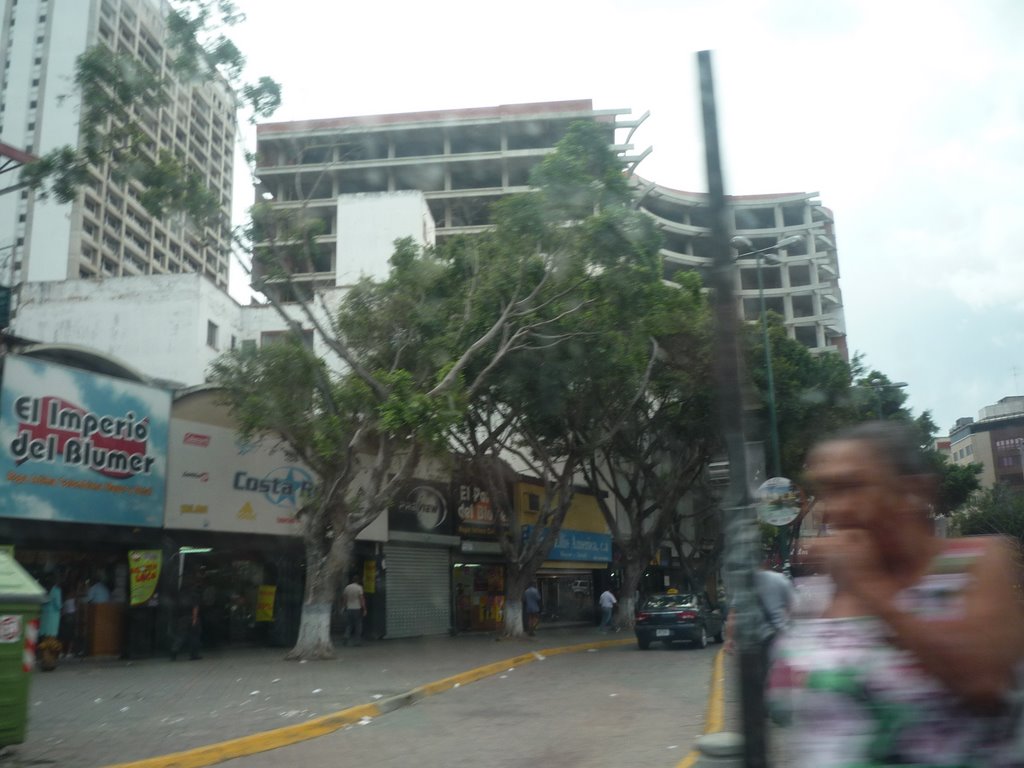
[0,614,22,643]
[184,432,211,447]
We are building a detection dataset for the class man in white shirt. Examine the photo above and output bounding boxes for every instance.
[598,588,617,632]
[341,576,366,647]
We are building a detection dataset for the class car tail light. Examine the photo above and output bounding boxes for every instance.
[676,611,698,620]
[636,612,650,623]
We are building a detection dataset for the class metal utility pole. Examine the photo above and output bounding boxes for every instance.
[697,50,768,768]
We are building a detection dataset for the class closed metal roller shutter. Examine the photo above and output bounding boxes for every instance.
[384,544,451,638]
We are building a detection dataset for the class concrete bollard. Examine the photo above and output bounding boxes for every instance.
[694,731,744,768]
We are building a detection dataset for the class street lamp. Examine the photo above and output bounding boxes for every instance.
[731,234,804,477]
[868,377,909,419]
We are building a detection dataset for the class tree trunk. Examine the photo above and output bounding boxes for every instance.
[502,567,530,638]
[286,528,352,660]
[617,556,646,630]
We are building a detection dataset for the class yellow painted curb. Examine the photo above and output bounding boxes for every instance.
[675,648,726,768]
[103,635,633,768]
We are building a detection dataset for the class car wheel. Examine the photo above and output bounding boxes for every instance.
[695,626,708,649]
[637,636,651,650]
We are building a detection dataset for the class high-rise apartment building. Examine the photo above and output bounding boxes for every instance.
[0,0,236,291]
[254,100,634,293]
[255,100,846,354]
[635,182,847,355]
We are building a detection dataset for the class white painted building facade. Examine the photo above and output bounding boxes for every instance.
[11,191,435,386]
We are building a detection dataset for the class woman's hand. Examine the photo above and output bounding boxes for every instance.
[805,531,899,605]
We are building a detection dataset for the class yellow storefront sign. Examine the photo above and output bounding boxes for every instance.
[516,481,608,533]
[128,550,161,607]
[363,560,377,594]
[256,585,276,622]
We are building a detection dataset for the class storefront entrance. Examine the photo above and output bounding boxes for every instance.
[452,562,505,632]
[537,570,595,625]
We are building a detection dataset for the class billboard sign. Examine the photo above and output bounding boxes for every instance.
[521,525,612,563]
[388,481,454,535]
[164,419,315,536]
[454,482,509,539]
[0,355,170,527]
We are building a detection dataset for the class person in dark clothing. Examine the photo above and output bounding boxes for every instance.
[171,579,202,660]
[523,582,541,636]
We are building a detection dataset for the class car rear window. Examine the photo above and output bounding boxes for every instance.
[642,594,697,609]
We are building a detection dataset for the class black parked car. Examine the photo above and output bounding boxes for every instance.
[635,592,724,650]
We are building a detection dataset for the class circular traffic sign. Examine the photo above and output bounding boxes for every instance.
[756,476,800,526]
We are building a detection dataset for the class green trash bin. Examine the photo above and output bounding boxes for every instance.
[0,552,45,747]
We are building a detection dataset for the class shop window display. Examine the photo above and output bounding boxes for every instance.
[452,564,504,632]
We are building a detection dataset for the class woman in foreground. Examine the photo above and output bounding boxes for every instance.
[770,421,1024,767]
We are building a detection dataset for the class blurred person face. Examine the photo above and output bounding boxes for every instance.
[806,438,921,554]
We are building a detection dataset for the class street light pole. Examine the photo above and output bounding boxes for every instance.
[868,377,909,419]
[732,234,802,478]
[697,50,767,768]
[756,253,781,478]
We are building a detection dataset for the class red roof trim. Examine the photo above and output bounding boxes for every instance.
[258,99,597,136]
[0,141,37,165]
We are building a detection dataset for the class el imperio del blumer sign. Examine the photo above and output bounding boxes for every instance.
[0,356,170,527]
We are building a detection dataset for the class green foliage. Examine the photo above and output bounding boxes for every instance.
[746,330,979,512]
[745,316,855,477]
[242,77,283,121]
[934,460,983,516]
[953,486,1024,544]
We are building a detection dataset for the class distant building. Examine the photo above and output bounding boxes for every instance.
[949,396,1024,489]
[255,100,846,355]
[253,100,638,295]
[633,182,847,356]
[0,0,236,291]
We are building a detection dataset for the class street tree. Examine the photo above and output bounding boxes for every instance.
[578,272,719,626]
[745,315,855,479]
[211,230,566,658]
[447,120,669,636]
[953,486,1024,545]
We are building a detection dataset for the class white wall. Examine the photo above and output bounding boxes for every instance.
[13,274,244,387]
[336,192,435,286]
[13,273,356,387]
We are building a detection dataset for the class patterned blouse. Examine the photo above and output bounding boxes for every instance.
[768,538,1023,767]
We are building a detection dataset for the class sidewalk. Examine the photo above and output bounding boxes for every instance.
[8,626,622,768]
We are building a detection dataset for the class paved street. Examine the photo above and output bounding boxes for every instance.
[3,628,719,768]
[223,641,718,768]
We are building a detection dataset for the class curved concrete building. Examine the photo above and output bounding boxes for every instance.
[633,178,847,357]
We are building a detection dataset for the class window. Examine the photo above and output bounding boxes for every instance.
[206,320,219,349]
[230,335,237,351]
[527,493,541,512]
[260,329,313,347]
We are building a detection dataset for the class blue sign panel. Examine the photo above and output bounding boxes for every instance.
[0,356,171,527]
[522,525,612,562]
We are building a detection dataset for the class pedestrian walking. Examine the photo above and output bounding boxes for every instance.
[523,582,541,636]
[341,575,366,646]
[598,588,617,632]
[171,577,202,661]
[724,562,794,681]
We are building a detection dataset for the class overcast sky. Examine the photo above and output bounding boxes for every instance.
[230,0,1024,434]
